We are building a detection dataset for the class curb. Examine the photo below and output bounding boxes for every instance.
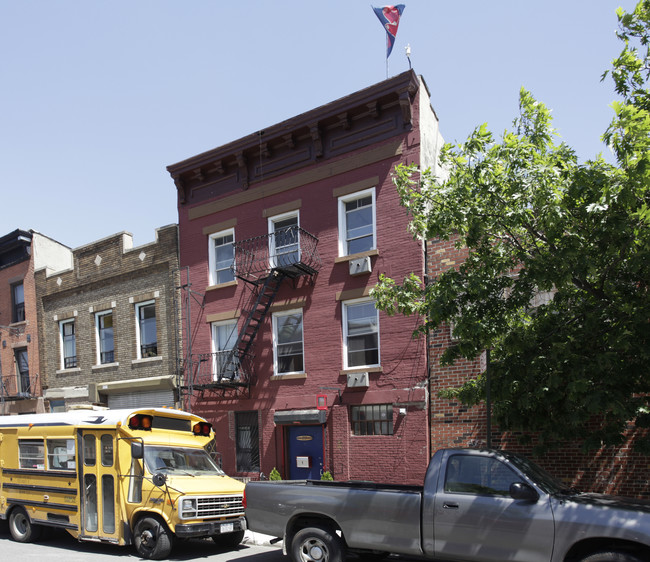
[243,530,282,547]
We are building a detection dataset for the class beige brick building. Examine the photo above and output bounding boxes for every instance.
[35,225,181,410]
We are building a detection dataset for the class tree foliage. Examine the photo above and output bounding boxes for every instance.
[372,2,650,452]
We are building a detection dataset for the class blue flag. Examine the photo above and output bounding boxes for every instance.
[373,5,405,58]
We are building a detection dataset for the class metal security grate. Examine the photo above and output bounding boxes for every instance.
[196,495,244,518]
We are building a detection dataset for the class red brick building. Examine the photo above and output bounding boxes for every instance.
[168,71,444,483]
[0,229,71,414]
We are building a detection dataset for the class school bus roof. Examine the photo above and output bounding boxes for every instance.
[0,408,206,429]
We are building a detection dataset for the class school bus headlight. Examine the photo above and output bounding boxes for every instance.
[181,498,197,518]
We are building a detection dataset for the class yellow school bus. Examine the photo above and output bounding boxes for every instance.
[0,407,246,559]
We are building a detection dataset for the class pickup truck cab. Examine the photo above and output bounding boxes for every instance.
[244,448,650,562]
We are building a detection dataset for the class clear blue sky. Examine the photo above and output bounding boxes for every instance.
[1,1,638,249]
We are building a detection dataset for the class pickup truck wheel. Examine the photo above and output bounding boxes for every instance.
[9,507,42,543]
[580,552,643,562]
[292,527,344,562]
[133,516,173,560]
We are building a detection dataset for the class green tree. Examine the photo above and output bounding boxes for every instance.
[372,2,650,452]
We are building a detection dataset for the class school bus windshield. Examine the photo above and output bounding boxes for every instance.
[144,445,226,476]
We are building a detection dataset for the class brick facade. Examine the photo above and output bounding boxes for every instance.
[0,230,71,415]
[427,237,650,498]
[169,71,442,484]
[35,226,181,409]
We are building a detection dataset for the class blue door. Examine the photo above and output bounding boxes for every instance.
[286,425,324,479]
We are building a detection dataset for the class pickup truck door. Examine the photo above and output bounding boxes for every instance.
[433,452,554,562]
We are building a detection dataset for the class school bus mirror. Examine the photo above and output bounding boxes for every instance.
[152,473,167,487]
[131,441,144,459]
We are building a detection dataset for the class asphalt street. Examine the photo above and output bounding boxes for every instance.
[0,520,286,562]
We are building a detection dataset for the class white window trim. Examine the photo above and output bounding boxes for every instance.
[337,187,376,257]
[208,228,236,286]
[272,308,305,376]
[342,297,380,370]
[268,211,300,268]
[59,318,76,371]
[135,299,156,360]
[211,319,239,380]
[94,310,115,366]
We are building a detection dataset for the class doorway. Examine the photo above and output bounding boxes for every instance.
[286,425,324,479]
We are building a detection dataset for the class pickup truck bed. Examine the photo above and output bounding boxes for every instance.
[245,479,425,556]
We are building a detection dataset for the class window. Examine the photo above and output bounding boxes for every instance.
[14,348,30,394]
[209,229,235,285]
[351,404,393,435]
[19,440,44,469]
[12,282,25,323]
[235,411,260,472]
[60,319,77,369]
[135,300,157,358]
[269,212,300,267]
[444,455,521,496]
[47,439,75,471]
[338,188,376,256]
[96,310,114,364]
[272,309,304,375]
[84,434,96,466]
[343,299,379,368]
[211,320,238,380]
[101,435,114,467]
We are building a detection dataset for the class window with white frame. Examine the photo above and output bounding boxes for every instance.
[338,188,376,256]
[208,229,235,285]
[343,299,379,368]
[272,309,304,375]
[96,310,115,364]
[269,212,300,268]
[211,320,238,380]
[60,319,77,369]
[135,300,157,359]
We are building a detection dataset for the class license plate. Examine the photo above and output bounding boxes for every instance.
[220,523,234,534]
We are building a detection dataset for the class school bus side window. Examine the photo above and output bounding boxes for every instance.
[101,434,113,466]
[84,435,96,466]
[47,439,76,471]
[19,440,44,469]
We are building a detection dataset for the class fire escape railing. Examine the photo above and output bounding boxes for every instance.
[187,226,320,392]
[1,372,39,400]
[233,226,321,283]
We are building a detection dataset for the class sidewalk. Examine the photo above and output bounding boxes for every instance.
[243,530,282,547]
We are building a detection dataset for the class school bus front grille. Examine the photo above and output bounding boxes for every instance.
[180,494,244,520]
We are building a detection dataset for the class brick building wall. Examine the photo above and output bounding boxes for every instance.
[0,230,52,415]
[427,237,650,498]
[0,251,42,414]
[35,225,181,409]
[170,71,441,484]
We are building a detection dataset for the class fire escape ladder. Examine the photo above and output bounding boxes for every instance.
[236,269,286,360]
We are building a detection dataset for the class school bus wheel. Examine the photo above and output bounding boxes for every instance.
[133,515,173,560]
[8,507,42,543]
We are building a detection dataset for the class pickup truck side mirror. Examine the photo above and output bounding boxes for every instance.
[510,482,539,502]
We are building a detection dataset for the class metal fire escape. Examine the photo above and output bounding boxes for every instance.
[187,225,320,397]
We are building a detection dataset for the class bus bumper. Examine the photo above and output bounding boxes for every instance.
[175,516,247,538]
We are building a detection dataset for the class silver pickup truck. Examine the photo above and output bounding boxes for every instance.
[244,448,650,562]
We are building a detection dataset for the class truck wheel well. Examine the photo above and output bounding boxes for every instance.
[286,514,344,547]
[565,538,650,561]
